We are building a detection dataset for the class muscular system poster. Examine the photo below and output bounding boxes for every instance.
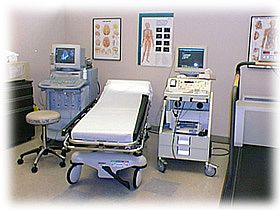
[138,13,174,67]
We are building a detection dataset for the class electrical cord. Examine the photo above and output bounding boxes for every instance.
[211,147,229,156]
[97,81,101,96]
[155,50,177,127]
[171,115,179,159]
[178,101,195,119]
[171,101,186,159]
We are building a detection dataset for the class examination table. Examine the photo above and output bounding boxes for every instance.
[63,80,153,189]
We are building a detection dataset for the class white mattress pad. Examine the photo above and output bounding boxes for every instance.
[71,80,152,143]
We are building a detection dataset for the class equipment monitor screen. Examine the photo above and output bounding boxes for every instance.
[55,48,75,64]
[175,47,207,73]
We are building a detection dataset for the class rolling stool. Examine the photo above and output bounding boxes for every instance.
[17,110,66,173]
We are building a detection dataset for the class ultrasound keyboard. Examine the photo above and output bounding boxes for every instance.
[39,77,88,89]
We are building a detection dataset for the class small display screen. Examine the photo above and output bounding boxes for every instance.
[177,48,204,69]
[55,48,75,64]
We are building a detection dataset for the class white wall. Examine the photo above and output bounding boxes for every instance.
[8,4,277,138]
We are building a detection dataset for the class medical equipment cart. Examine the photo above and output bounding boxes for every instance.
[38,68,98,141]
[38,44,99,142]
[157,76,217,176]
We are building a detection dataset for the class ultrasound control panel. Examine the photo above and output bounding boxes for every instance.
[165,77,211,96]
[39,77,88,89]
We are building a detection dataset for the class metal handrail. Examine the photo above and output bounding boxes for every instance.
[226,60,277,191]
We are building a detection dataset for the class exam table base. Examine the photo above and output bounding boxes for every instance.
[67,151,147,190]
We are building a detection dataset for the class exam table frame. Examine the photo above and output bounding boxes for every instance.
[62,94,151,190]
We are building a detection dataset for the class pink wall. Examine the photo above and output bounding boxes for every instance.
[8,5,276,138]
[8,9,66,106]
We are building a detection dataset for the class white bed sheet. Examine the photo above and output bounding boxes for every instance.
[71,80,152,143]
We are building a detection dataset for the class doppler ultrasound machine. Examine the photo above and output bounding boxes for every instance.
[158,46,217,176]
[38,44,99,141]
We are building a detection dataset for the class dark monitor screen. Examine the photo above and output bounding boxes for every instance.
[177,48,205,69]
[55,48,75,64]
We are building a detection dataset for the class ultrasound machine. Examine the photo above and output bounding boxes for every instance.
[39,44,99,141]
[158,46,217,176]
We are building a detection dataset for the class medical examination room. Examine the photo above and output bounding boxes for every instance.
[2,0,280,209]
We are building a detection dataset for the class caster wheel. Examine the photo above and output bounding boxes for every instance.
[133,151,142,156]
[133,168,143,189]
[17,158,24,165]
[67,164,82,184]
[31,166,38,173]
[43,150,48,155]
[204,164,216,177]
[59,161,66,168]
[157,159,167,173]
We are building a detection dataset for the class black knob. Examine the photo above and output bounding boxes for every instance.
[197,102,203,109]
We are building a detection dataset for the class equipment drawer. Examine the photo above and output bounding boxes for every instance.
[8,80,33,98]
[159,132,209,149]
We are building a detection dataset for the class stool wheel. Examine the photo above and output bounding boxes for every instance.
[43,150,48,155]
[17,159,24,165]
[31,165,38,173]
[59,161,66,168]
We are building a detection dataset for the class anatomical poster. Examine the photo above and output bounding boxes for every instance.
[138,13,174,67]
[248,16,279,68]
[92,18,121,61]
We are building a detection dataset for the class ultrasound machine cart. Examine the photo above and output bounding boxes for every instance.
[158,46,217,176]
[38,44,99,141]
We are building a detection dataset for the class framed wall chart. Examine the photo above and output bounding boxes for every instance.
[92,18,121,61]
[138,13,174,67]
[248,16,279,68]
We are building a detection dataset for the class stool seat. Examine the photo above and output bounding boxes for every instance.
[26,110,60,125]
[18,109,65,173]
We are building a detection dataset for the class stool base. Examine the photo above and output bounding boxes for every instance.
[17,146,66,173]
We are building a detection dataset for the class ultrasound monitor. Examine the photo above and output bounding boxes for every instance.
[175,47,207,74]
[52,44,85,70]
[55,48,75,64]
